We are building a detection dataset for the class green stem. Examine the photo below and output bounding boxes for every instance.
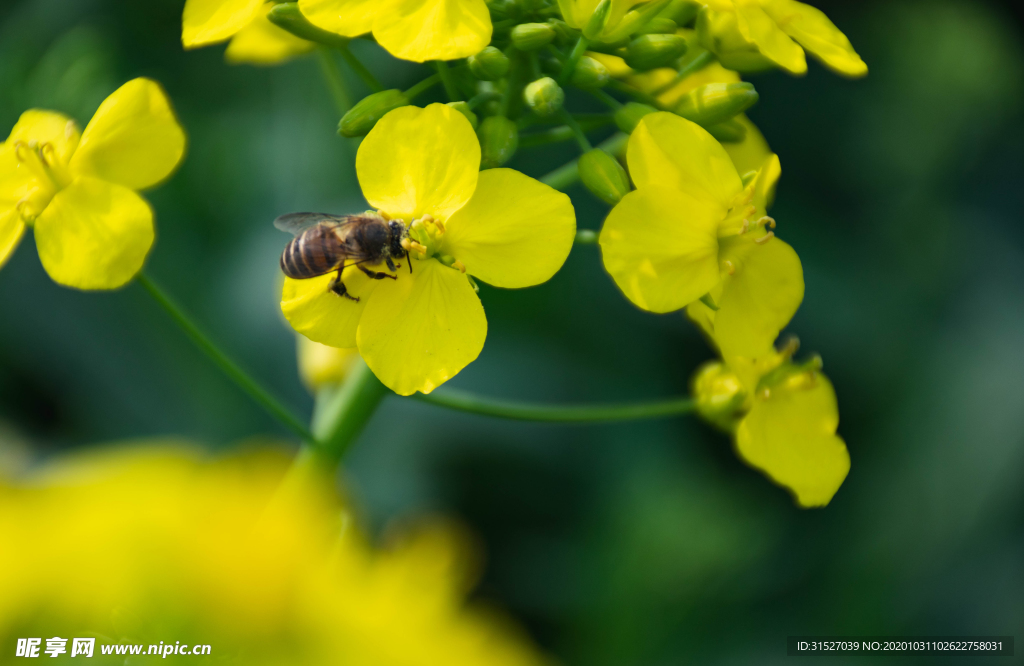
[590,88,623,110]
[558,35,590,85]
[651,50,715,97]
[434,60,461,101]
[136,272,315,444]
[337,45,383,92]
[608,79,665,109]
[309,359,389,467]
[404,74,441,100]
[559,108,593,152]
[519,116,613,147]
[411,388,695,423]
[575,229,599,244]
[316,47,351,115]
[539,132,627,190]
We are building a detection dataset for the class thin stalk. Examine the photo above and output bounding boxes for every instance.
[337,45,383,92]
[136,273,315,444]
[558,35,590,85]
[411,388,695,423]
[519,116,613,148]
[434,60,461,101]
[540,132,627,190]
[575,229,599,244]
[590,88,623,110]
[608,79,665,109]
[316,47,352,115]
[559,108,593,152]
[404,74,441,100]
[651,50,715,97]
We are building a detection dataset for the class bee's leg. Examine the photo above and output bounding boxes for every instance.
[385,257,399,272]
[358,265,398,280]
[328,272,360,301]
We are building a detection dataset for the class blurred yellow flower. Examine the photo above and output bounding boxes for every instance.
[557,0,644,41]
[282,104,576,396]
[0,78,185,290]
[697,0,867,77]
[692,353,850,507]
[600,112,802,362]
[182,0,314,65]
[299,0,492,62]
[0,444,549,666]
[297,336,359,390]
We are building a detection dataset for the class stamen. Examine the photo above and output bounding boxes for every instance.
[739,219,749,234]
[433,218,446,234]
[452,260,466,273]
[755,215,776,229]
[754,231,774,244]
[376,209,391,220]
[723,260,735,275]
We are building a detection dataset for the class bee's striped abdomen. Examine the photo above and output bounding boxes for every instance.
[280,225,341,279]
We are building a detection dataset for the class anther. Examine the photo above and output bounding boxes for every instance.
[408,240,428,255]
[755,215,776,229]
[452,260,466,273]
[739,219,749,234]
[376,209,391,220]
[754,231,774,244]
[433,219,446,234]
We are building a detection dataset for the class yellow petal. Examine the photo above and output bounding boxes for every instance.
[751,153,781,216]
[357,258,486,395]
[0,143,36,214]
[736,371,850,507]
[722,114,772,176]
[764,0,866,77]
[299,0,376,37]
[372,0,491,62]
[281,267,381,348]
[712,233,804,360]
[3,110,81,165]
[638,62,741,108]
[441,169,575,289]
[733,0,806,75]
[69,79,186,191]
[0,209,26,270]
[225,3,314,65]
[356,104,479,222]
[628,112,742,210]
[182,0,264,48]
[600,186,721,313]
[33,178,154,290]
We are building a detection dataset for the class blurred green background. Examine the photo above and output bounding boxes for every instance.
[1,0,1022,663]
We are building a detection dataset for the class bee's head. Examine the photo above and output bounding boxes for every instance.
[387,219,408,257]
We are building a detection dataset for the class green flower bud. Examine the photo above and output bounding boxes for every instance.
[613,102,657,133]
[523,77,564,116]
[447,101,479,130]
[583,0,613,40]
[468,46,511,80]
[624,34,688,71]
[691,361,747,432]
[674,81,758,127]
[578,149,630,204]
[511,23,556,51]
[704,117,747,143]
[657,0,701,27]
[634,17,678,35]
[570,56,610,89]
[478,116,519,168]
[338,89,409,137]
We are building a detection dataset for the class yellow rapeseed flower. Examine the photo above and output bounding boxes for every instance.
[182,0,314,65]
[692,351,850,507]
[299,0,492,62]
[600,112,802,363]
[557,0,646,41]
[0,78,185,290]
[698,0,866,77]
[0,444,549,665]
[297,336,359,390]
[281,104,576,396]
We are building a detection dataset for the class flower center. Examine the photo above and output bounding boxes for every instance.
[400,214,466,273]
[12,140,72,225]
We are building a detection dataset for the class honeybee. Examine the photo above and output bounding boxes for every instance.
[275,212,409,301]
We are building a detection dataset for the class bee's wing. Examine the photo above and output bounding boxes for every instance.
[273,212,347,236]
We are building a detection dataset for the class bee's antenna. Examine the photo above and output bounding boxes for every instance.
[408,258,413,274]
